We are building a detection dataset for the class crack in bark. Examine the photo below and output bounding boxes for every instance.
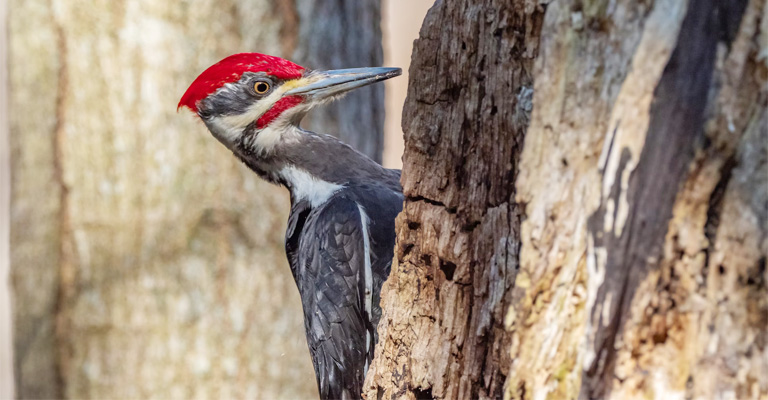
[702,154,737,277]
[405,195,458,214]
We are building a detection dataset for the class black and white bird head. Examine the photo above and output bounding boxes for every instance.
[179,53,402,205]
[179,53,400,156]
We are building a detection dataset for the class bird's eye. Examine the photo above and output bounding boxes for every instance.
[254,81,271,95]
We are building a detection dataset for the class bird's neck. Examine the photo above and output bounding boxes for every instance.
[279,165,345,207]
[234,123,396,208]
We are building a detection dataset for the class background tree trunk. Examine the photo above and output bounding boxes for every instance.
[8,1,382,399]
[0,0,13,397]
[506,0,767,398]
[368,0,767,399]
[292,0,385,162]
[364,1,543,398]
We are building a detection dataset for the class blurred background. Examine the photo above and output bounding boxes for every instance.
[0,0,432,398]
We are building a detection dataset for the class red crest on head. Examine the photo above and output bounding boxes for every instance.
[178,53,306,112]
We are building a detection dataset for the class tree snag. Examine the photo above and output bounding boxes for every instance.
[368,0,766,399]
[364,0,544,398]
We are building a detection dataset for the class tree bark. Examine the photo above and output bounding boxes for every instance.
[506,0,767,398]
[9,1,383,399]
[292,0,386,162]
[368,0,767,399]
[364,1,543,398]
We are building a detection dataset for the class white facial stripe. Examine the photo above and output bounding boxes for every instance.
[217,88,284,133]
[216,76,318,131]
[204,78,315,149]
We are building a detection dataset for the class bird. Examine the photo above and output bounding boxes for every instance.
[178,53,403,399]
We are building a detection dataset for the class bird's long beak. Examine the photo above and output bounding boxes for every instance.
[285,67,402,99]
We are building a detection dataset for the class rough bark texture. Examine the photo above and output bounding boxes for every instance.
[364,1,543,398]
[293,0,386,162]
[9,1,382,399]
[506,0,768,398]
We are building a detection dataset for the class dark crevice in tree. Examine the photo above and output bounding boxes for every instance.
[439,260,457,281]
[717,0,749,47]
[703,154,737,271]
[407,221,421,230]
[405,195,458,214]
[412,386,433,400]
[461,220,481,232]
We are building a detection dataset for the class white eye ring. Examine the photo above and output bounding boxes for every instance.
[254,81,271,94]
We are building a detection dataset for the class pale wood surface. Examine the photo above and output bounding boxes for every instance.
[8,1,314,398]
[507,0,767,398]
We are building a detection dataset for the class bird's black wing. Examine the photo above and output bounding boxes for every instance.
[294,194,372,400]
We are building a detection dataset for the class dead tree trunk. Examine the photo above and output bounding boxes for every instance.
[9,0,382,399]
[368,0,767,399]
[506,0,767,399]
[364,1,543,398]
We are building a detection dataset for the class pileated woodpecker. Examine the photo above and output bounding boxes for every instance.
[179,53,402,399]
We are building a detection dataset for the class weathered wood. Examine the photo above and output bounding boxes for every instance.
[9,0,383,398]
[364,0,543,398]
[366,0,766,398]
[506,0,767,398]
[582,0,734,395]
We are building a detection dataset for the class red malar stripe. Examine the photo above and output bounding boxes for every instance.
[256,96,304,129]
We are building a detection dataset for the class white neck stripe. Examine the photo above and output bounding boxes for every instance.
[279,166,343,207]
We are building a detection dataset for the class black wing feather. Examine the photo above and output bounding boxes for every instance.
[294,195,369,399]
